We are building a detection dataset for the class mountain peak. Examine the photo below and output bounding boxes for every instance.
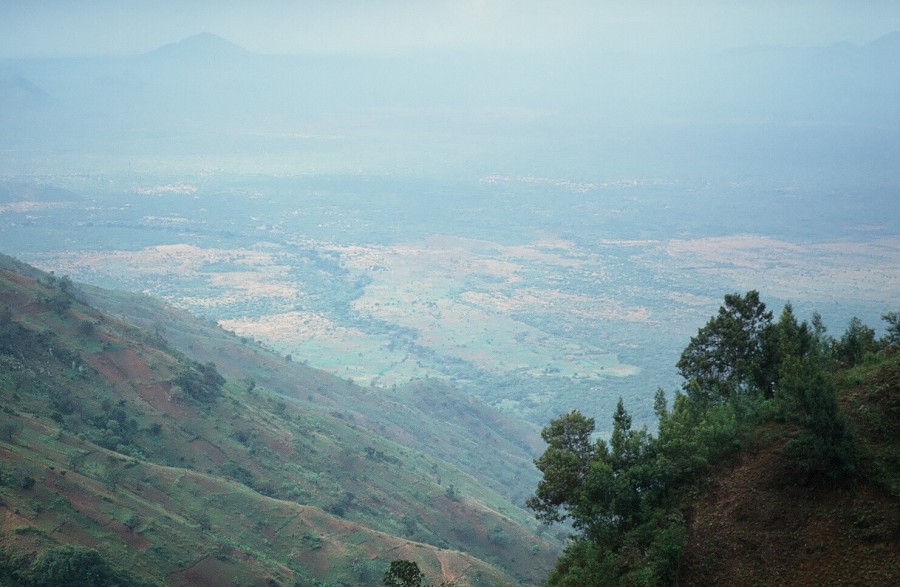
[865,30,900,52]
[148,33,252,60]
[0,73,48,106]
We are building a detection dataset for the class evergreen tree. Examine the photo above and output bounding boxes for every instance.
[776,307,855,478]
[677,291,777,399]
[882,311,900,346]
[834,316,878,367]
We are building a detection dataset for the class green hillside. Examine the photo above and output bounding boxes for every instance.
[78,281,546,509]
[0,254,559,586]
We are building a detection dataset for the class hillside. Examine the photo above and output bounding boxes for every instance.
[0,254,559,586]
[77,280,547,508]
[680,351,900,585]
[527,292,899,585]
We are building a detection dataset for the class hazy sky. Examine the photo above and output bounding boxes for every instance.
[2,0,899,59]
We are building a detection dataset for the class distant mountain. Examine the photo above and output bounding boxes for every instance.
[864,30,900,52]
[699,31,900,125]
[145,32,253,61]
[0,73,47,106]
[0,30,897,173]
[721,30,900,59]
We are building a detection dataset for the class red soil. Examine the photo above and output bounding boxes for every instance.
[86,347,191,420]
[680,435,900,586]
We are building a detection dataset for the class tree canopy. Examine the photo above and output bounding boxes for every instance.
[383,560,427,587]
[677,290,777,399]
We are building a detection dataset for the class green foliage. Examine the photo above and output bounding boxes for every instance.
[545,540,616,587]
[0,466,35,490]
[43,290,72,315]
[842,348,900,494]
[23,545,158,587]
[77,320,95,337]
[487,524,508,545]
[0,421,22,442]
[0,547,26,587]
[383,560,426,587]
[172,360,225,402]
[529,401,684,584]
[775,306,856,479]
[19,474,36,490]
[677,290,777,399]
[353,557,384,584]
[834,316,878,367]
[444,484,460,501]
[220,461,255,487]
[122,512,142,531]
[882,311,900,346]
[527,410,596,526]
[531,292,876,585]
[327,491,355,517]
[57,275,75,296]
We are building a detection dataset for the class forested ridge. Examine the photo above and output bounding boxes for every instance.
[528,292,900,586]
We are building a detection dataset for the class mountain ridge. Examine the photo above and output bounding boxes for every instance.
[1,29,897,158]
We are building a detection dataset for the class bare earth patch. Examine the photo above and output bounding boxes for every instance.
[662,235,900,303]
[681,430,900,586]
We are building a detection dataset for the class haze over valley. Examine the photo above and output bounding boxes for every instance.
[3,27,898,426]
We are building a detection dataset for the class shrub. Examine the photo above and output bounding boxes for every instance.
[383,560,426,587]
[77,320,95,337]
[172,361,225,403]
[220,461,255,486]
[26,545,157,586]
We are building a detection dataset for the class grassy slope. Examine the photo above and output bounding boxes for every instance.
[679,350,900,586]
[0,255,559,586]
